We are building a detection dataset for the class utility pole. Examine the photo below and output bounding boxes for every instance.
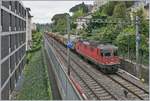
[66,15,71,76]
[135,16,141,78]
[0,1,2,100]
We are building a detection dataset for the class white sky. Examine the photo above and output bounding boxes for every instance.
[22,1,94,24]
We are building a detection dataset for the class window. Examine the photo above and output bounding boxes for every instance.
[105,52,111,56]
[102,50,111,57]
[101,52,103,56]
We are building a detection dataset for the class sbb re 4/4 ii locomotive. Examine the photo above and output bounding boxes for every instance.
[75,40,120,73]
[47,32,120,73]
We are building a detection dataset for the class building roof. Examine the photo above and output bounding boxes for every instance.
[26,8,33,18]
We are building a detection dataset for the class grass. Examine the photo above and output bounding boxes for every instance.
[16,48,52,100]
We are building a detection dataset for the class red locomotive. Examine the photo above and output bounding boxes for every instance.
[75,40,120,73]
[47,32,120,73]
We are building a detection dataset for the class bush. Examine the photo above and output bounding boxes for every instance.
[31,31,42,51]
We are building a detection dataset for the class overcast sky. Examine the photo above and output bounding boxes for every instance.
[22,1,94,24]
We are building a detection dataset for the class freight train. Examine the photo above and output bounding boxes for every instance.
[47,32,120,73]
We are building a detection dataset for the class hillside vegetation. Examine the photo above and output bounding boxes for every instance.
[50,1,148,65]
[81,1,148,65]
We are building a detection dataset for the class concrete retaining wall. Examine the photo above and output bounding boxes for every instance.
[120,58,149,84]
[44,36,82,100]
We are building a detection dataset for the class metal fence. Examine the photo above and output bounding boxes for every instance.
[44,36,82,100]
[0,1,26,100]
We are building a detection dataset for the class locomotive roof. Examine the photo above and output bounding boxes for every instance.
[79,40,118,50]
[97,44,118,50]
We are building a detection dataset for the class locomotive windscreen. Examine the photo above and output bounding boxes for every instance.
[102,49,111,57]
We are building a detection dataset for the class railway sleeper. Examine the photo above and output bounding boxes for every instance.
[132,89,144,93]
[90,86,100,89]
[140,94,149,98]
[92,83,99,86]
[135,93,148,98]
[90,83,100,87]
[129,88,144,94]
[94,88,103,91]
[87,92,96,97]
[82,84,88,88]
[95,90,107,93]
[78,81,85,86]
[98,92,110,96]
[89,96,98,100]
[87,91,94,95]
[96,92,109,96]
[83,89,91,93]
[91,87,102,91]
[85,79,95,82]
[126,92,140,98]
[86,82,97,85]
[100,96,112,100]
[127,86,141,91]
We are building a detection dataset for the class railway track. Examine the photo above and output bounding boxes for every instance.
[46,35,117,100]
[107,74,148,99]
[45,34,149,100]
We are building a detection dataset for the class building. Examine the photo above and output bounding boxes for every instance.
[32,23,37,31]
[144,3,149,20]
[26,8,32,50]
[0,1,27,99]
[76,14,92,30]
[130,0,149,20]
[86,4,93,13]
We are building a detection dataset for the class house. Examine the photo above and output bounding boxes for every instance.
[76,14,92,30]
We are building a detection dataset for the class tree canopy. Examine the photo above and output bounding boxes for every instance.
[69,2,89,13]
[51,13,69,34]
[80,1,148,65]
[113,2,127,18]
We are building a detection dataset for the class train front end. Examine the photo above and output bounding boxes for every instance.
[98,45,120,73]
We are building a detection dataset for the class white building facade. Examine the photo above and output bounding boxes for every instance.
[26,8,32,50]
[76,14,92,30]
[32,23,37,31]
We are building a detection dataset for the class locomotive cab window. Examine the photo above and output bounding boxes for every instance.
[105,52,111,56]
[102,50,111,57]
[101,52,103,56]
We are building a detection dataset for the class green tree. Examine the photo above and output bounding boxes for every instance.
[113,2,127,18]
[69,2,88,14]
[115,27,135,51]
[51,13,69,34]
[136,8,149,37]
[102,1,117,16]
[125,1,134,8]
[72,9,85,20]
